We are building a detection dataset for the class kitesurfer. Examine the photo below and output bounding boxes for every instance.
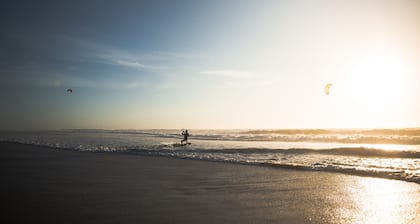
[181,130,190,144]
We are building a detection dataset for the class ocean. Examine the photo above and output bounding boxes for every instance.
[1,129,419,184]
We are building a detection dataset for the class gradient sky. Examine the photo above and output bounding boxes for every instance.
[1,0,419,130]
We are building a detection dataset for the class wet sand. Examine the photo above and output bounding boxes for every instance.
[0,142,419,224]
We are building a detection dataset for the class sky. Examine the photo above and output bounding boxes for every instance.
[1,0,419,130]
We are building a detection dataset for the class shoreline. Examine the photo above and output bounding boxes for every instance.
[1,142,419,223]
[2,141,419,185]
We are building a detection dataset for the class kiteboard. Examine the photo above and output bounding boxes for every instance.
[172,142,191,147]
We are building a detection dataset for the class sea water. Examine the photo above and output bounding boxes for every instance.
[1,129,419,183]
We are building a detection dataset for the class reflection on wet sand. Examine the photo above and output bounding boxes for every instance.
[337,177,419,224]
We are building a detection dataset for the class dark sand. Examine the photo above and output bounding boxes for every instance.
[1,142,419,224]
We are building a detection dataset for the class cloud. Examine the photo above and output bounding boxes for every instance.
[0,34,201,90]
[200,70,254,78]
[43,73,146,90]
[115,59,169,70]
[44,35,178,71]
[90,49,175,72]
[0,66,146,90]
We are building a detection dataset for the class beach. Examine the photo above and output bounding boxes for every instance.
[1,142,419,224]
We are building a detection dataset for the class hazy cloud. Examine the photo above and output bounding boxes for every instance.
[115,59,169,70]
[200,70,254,78]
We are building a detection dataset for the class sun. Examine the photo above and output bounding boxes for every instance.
[349,54,407,105]
[336,52,413,128]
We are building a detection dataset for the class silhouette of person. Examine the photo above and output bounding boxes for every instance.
[181,130,190,144]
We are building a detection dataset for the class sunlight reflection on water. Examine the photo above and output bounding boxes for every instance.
[338,178,419,224]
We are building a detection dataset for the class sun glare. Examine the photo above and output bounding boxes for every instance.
[336,50,414,128]
[347,54,407,107]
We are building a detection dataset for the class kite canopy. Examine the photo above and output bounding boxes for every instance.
[67,88,73,93]
[324,84,333,95]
